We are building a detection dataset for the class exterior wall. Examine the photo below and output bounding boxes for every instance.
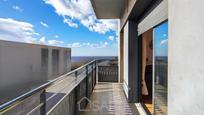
[120,0,136,30]
[138,0,168,35]
[0,40,71,101]
[119,31,124,83]
[168,0,204,114]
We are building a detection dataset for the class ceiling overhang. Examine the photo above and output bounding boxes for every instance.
[90,0,125,19]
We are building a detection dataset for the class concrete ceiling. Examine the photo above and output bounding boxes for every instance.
[91,0,125,19]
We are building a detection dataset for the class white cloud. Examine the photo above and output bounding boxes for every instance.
[39,36,64,46]
[68,41,109,48]
[115,36,119,42]
[63,18,78,28]
[43,0,118,34]
[89,42,108,48]
[39,36,47,44]
[12,5,23,12]
[0,18,65,46]
[108,35,114,41]
[163,33,167,37]
[55,35,59,38]
[0,18,39,43]
[160,39,168,45]
[40,21,49,28]
[68,42,82,48]
[48,40,64,45]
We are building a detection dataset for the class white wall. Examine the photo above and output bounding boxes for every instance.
[169,0,204,114]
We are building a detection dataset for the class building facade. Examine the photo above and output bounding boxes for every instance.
[0,40,71,104]
[91,0,204,114]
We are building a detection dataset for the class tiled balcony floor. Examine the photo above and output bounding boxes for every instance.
[83,83,140,115]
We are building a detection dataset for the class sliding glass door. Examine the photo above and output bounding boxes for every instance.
[154,21,168,115]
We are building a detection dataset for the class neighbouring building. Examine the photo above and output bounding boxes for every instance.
[91,0,204,114]
[0,40,71,104]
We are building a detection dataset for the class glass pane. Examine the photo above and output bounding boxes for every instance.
[154,22,168,115]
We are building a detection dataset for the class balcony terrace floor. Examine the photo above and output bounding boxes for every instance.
[83,82,140,115]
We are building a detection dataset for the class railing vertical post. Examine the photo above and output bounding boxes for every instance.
[86,65,89,100]
[75,71,79,115]
[86,65,89,76]
[75,71,78,77]
[74,70,79,115]
[74,86,78,115]
[96,60,98,84]
[94,61,97,86]
[92,62,94,91]
[40,90,46,115]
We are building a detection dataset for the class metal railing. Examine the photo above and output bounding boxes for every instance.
[0,60,98,115]
[98,66,118,82]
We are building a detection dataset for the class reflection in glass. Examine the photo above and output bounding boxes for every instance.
[154,22,168,115]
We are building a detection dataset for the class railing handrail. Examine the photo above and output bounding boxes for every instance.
[0,59,97,113]
[48,59,96,83]
[0,82,51,112]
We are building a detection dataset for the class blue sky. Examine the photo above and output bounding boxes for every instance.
[0,0,118,56]
[154,21,168,56]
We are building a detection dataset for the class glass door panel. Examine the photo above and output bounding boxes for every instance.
[154,21,168,115]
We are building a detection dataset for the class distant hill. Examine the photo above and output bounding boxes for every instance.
[71,56,117,70]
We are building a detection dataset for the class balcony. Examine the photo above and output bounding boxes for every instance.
[0,59,140,115]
